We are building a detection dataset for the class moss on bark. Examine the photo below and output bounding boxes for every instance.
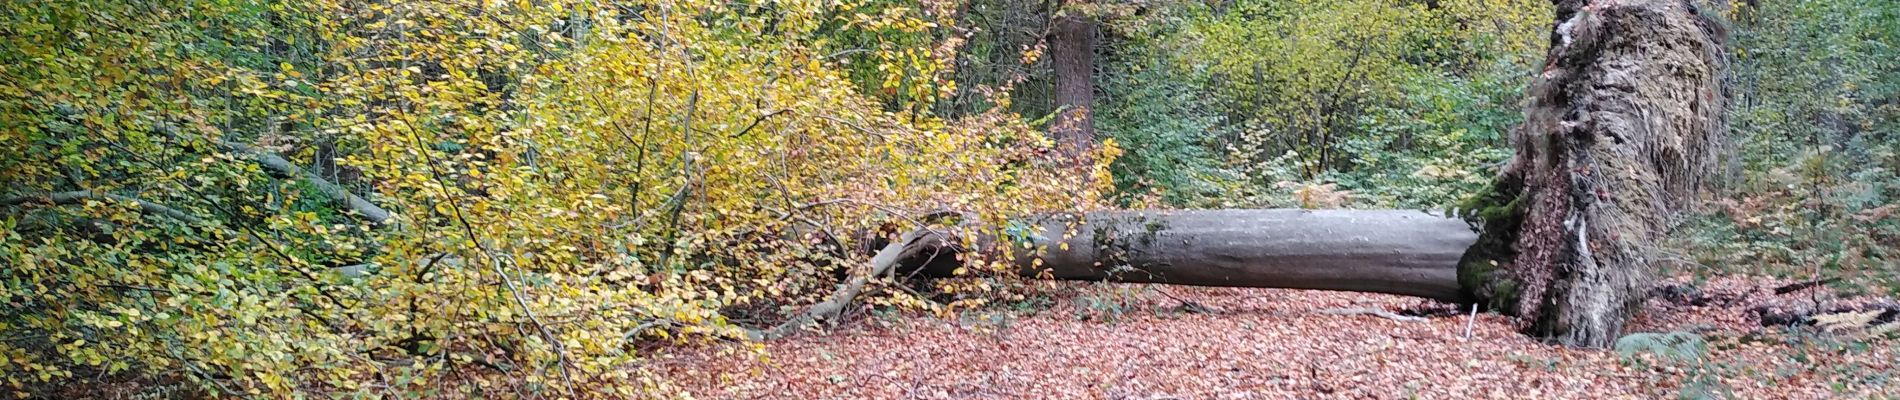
[1456,174,1526,312]
[1452,0,1729,347]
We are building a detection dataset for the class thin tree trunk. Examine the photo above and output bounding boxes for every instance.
[1048,3,1096,156]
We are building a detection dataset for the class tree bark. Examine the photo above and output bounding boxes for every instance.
[1048,3,1096,155]
[903,210,1475,303]
[762,209,1476,337]
[1459,0,1730,347]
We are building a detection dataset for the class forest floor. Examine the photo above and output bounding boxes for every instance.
[656,276,1898,399]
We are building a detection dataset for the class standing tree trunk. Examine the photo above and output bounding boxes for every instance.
[1460,0,1730,347]
[1048,3,1096,156]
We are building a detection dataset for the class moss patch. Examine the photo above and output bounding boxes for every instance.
[1455,175,1528,313]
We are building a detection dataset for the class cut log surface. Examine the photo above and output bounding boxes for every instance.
[913,209,1477,303]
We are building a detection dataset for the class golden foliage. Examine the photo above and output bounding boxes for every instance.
[1,1,1110,396]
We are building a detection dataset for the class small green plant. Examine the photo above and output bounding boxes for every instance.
[1616,332,1710,366]
[1615,331,1735,399]
[1072,285,1141,324]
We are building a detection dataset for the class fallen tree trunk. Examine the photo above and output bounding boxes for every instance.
[758,209,1477,336]
[906,210,1475,303]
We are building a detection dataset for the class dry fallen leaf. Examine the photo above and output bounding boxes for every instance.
[659,277,1897,399]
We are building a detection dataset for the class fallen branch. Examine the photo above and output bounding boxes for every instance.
[1153,287,1217,314]
[1754,302,1900,329]
[219,140,392,226]
[749,229,952,340]
[1773,278,1840,295]
[1464,303,1478,340]
[1317,308,1425,322]
[2,190,205,224]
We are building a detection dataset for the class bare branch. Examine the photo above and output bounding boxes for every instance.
[751,228,954,340]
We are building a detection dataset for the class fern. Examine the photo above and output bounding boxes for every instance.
[1615,331,1709,366]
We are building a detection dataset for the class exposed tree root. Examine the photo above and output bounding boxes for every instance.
[1459,0,1731,347]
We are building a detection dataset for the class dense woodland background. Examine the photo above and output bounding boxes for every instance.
[2,0,1895,397]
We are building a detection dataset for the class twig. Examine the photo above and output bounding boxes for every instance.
[727,109,792,139]
[1152,287,1217,314]
[1774,278,1840,295]
[750,228,950,339]
[100,139,353,327]
[1317,307,1425,322]
[1464,303,1479,340]
[392,117,578,395]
